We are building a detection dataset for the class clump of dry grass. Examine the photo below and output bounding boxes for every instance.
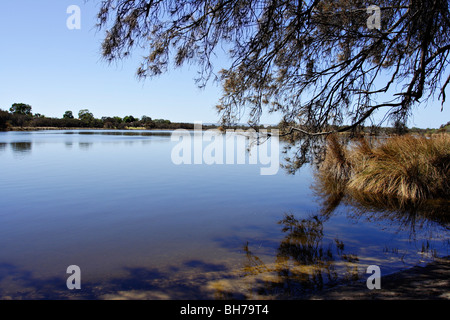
[314,134,352,196]
[317,133,450,205]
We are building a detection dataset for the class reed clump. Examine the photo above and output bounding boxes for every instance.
[317,133,450,205]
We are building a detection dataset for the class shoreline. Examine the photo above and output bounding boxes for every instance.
[0,126,230,132]
[1,127,170,131]
[308,256,450,300]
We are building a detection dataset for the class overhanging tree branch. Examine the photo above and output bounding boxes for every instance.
[96,0,449,137]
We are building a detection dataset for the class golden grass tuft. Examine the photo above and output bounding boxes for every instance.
[317,133,450,205]
[315,134,352,195]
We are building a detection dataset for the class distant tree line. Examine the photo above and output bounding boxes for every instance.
[0,103,199,130]
[1,103,446,133]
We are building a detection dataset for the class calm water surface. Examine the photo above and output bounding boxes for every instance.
[0,130,448,299]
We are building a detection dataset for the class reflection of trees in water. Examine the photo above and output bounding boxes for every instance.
[10,142,32,154]
[0,143,7,152]
[78,142,93,150]
[241,213,360,298]
[280,136,328,175]
[65,142,73,148]
[238,170,449,298]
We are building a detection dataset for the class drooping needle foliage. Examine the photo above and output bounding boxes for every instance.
[96,0,450,133]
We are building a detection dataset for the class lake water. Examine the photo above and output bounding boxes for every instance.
[0,130,448,299]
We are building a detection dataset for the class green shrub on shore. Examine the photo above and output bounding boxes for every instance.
[317,133,450,205]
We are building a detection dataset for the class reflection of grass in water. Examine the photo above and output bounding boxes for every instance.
[313,143,449,253]
[314,165,450,229]
[309,137,449,284]
[344,191,450,228]
[293,134,450,299]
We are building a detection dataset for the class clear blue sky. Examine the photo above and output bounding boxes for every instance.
[0,0,448,128]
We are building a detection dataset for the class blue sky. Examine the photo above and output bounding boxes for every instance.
[0,0,448,128]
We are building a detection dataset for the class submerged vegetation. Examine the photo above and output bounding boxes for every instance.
[316,133,450,206]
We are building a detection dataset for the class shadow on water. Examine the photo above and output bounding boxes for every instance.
[0,263,81,300]
[0,259,243,300]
